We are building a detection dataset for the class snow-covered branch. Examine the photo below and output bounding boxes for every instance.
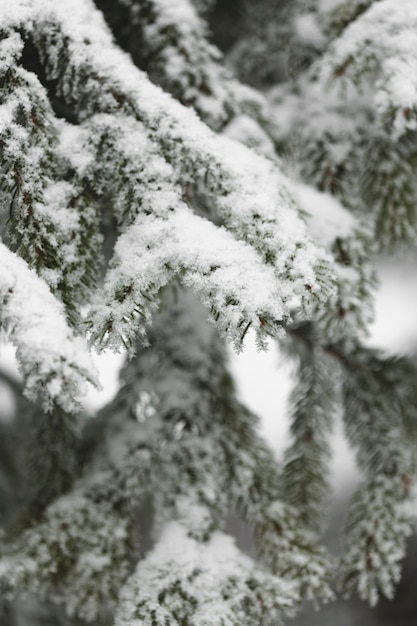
[0,243,97,411]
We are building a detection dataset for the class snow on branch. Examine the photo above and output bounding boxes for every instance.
[0,243,97,411]
[341,475,412,607]
[90,206,288,352]
[115,522,298,626]
[270,74,417,252]
[5,0,335,321]
[0,38,101,311]
[95,295,336,607]
[79,114,291,349]
[0,495,131,621]
[340,348,417,603]
[342,349,416,478]
[322,0,417,136]
[358,134,417,250]
[96,0,265,131]
[292,183,376,342]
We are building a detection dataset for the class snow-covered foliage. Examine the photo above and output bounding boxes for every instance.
[342,475,411,607]
[0,244,97,411]
[115,522,297,626]
[322,0,417,136]
[0,0,335,359]
[94,0,266,131]
[0,495,132,621]
[1,0,417,624]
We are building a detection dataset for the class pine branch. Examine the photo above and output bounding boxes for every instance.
[282,347,337,532]
[340,347,417,603]
[321,0,417,136]
[0,495,133,622]
[360,133,417,249]
[0,244,98,411]
[115,522,297,626]
[97,293,336,616]
[95,0,265,131]
[342,475,412,606]
[2,0,417,621]
[18,405,79,523]
[0,35,101,313]
[22,0,335,319]
[342,348,417,476]
[0,291,313,623]
[89,207,292,352]
[318,230,376,344]
[289,185,376,345]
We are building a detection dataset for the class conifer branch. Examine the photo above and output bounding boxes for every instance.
[0,37,101,313]
[26,0,334,316]
[95,0,265,131]
[341,348,417,603]
[0,244,98,411]
[1,0,416,622]
[282,348,337,532]
[342,475,412,606]
[0,495,133,622]
[321,0,417,136]
[115,522,297,626]
[89,208,290,352]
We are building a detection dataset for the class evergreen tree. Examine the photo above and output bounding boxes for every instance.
[1,0,417,623]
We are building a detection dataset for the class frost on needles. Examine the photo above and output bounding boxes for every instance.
[1,0,417,625]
